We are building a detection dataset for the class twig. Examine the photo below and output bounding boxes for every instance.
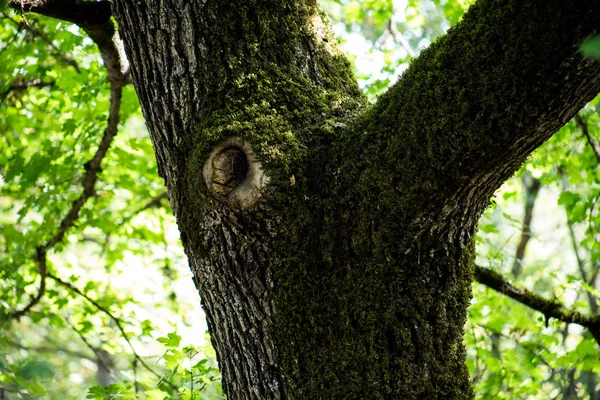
[511,174,541,277]
[117,192,169,230]
[387,19,416,58]
[3,12,80,72]
[96,192,168,255]
[474,265,600,345]
[8,248,47,319]
[565,212,598,314]
[4,337,95,361]
[0,19,23,58]
[575,114,600,165]
[0,78,55,104]
[46,273,178,390]
[63,317,113,376]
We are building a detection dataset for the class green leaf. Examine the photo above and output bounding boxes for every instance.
[157,332,181,348]
[557,191,580,208]
[342,2,364,24]
[86,385,110,400]
[580,35,600,59]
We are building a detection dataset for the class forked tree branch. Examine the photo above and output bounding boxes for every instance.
[474,265,600,345]
[8,83,121,319]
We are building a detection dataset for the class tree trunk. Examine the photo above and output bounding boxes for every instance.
[111,0,600,398]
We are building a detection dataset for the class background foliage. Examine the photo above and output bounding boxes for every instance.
[0,0,599,398]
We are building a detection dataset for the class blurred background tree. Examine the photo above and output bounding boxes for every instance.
[0,0,598,398]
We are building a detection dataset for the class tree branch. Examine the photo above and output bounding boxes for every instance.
[10,0,129,84]
[47,273,177,389]
[7,83,121,320]
[4,336,95,361]
[3,13,80,72]
[575,114,600,165]
[354,0,600,240]
[11,0,111,27]
[8,248,47,319]
[63,317,114,378]
[116,192,169,229]
[45,84,122,249]
[511,174,541,277]
[474,265,600,345]
[0,78,55,105]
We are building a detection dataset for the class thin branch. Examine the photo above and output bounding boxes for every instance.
[45,84,122,249]
[575,114,600,165]
[565,212,598,314]
[559,166,599,314]
[8,247,47,319]
[92,192,168,256]
[63,317,113,376]
[511,174,541,277]
[3,13,80,72]
[116,192,169,230]
[0,78,55,104]
[4,336,95,361]
[474,265,600,345]
[46,273,177,390]
[387,19,416,58]
[0,19,23,58]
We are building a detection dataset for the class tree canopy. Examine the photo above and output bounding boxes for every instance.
[1,0,600,398]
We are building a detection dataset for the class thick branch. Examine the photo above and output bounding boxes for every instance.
[474,265,600,345]
[354,0,600,241]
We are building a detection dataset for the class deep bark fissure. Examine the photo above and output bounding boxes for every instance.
[108,0,600,398]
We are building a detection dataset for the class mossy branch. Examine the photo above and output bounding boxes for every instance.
[474,265,600,345]
[354,0,600,235]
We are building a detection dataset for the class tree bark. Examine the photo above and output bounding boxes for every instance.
[110,0,600,398]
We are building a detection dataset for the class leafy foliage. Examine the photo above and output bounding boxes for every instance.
[0,0,599,399]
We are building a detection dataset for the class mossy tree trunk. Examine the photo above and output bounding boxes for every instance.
[111,1,600,398]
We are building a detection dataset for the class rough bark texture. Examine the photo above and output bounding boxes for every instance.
[111,0,600,398]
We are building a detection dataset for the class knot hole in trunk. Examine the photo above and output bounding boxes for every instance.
[211,147,249,196]
[202,138,268,210]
